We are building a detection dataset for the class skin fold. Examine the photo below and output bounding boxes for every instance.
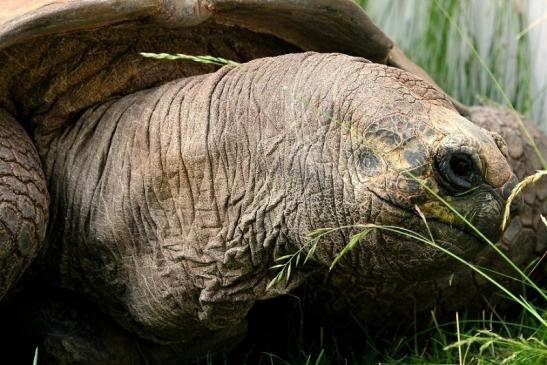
[36,52,516,351]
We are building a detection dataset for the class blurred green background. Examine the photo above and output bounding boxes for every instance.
[357,0,547,131]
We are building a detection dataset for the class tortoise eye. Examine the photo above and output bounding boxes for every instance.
[357,148,381,177]
[450,154,473,181]
[436,152,482,193]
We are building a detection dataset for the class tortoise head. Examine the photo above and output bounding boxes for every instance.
[288,58,518,281]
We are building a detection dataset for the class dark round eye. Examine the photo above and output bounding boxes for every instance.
[437,152,482,192]
[450,154,473,180]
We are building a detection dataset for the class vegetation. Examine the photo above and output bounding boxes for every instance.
[360,0,547,131]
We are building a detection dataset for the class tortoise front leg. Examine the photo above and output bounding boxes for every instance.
[0,109,48,300]
[0,288,247,365]
[0,289,143,365]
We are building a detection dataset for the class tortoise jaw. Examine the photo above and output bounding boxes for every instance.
[415,192,504,247]
[369,187,502,254]
[422,217,489,256]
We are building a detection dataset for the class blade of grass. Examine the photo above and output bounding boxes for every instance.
[456,312,463,365]
[502,170,547,230]
[140,53,240,67]
[329,228,372,270]
[432,0,547,169]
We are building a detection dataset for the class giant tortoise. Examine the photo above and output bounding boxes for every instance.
[0,0,544,363]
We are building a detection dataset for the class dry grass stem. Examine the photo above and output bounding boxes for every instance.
[501,170,547,231]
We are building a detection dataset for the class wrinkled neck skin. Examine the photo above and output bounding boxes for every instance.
[40,52,468,344]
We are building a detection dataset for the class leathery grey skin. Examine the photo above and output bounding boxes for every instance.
[41,52,516,347]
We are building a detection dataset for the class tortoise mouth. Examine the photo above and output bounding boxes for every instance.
[417,218,483,257]
[368,189,498,254]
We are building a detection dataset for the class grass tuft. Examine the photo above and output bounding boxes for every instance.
[365,0,547,133]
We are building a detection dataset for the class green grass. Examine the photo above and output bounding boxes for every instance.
[362,0,547,132]
[198,308,546,364]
